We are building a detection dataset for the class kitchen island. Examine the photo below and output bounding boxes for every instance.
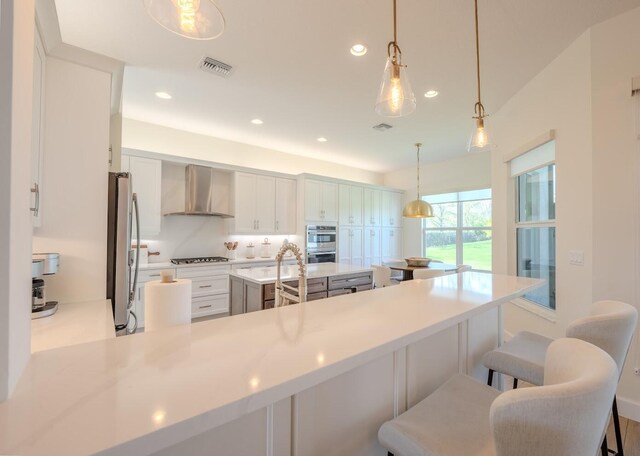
[0,272,542,456]
[229,262,374,314]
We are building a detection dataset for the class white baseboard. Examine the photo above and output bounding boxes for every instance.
[617,395,640,422]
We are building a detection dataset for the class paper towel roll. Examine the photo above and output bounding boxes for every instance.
[144,278,192,332]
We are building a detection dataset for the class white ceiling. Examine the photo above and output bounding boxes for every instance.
[53,0,640,173]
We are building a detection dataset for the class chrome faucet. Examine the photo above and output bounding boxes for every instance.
[275,242,307,307]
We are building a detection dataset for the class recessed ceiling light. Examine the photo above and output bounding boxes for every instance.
[350,44,367,56]
[250,119,264,125]
[155,91,172,100]
[317,137,328,142]
[424,90,439,98]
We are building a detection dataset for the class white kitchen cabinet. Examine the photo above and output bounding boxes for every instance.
[178,264,231,318]
[126,156,162,236]
[305,179,338,223]
[381,191,403,227]
[232,172,277,233]
[339,184,364,226]
[275,178,296,233]
[338,226,364,266]
[364,188,382,227]
[381,227,402,262]
[30,27,46,228]
[363,227,382,267]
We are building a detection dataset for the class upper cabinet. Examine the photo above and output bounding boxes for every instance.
[305,179,338,223]
[381,191,403,227]
[231,173,296,234]
[275,178,296,233]
[31,27,46,228]
[338,184,363,226]
[363,188,382,227]
[123,156,162,236]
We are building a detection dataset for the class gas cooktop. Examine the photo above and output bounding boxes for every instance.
[170,256,230,265]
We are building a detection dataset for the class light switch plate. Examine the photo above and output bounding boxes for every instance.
[569,250,584,266]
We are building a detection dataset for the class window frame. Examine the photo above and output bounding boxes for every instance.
[513,162,557,311]
[422,189,493,272]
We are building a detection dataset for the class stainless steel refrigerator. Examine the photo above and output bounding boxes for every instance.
[106,172,140,336]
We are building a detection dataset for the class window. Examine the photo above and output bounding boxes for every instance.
[513,141,556,310]
[422,189,492,271]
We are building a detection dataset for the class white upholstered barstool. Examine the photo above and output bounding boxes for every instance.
[412,269,446,280]
[482,300,638,455]
[373,265,393,288]
[379,338,618,456]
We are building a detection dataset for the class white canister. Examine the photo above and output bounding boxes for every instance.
[260,238,271,258]
[246,243,255,259]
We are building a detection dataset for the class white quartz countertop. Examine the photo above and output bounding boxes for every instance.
[139,256,296,271]
[31,299,115,353]
[0,273,542,456]
[229,262,373,284]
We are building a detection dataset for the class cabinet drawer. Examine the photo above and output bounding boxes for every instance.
[264,290,327,309]
[264,280,297,301]
[328,288,353,298]
[138,269,175,283]
[192,295,229,318]
[178,264,231,279]
[327,272,373,290]
[192,275,229,297]
[307,291,327,301]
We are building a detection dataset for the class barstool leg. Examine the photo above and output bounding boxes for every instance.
[601,436,609,456]
[612,396,624,456]
[388,452,394,456]
[513,378,518,389]
[487,369,494,386]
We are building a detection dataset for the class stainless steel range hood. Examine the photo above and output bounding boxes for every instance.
[165,165,233,218]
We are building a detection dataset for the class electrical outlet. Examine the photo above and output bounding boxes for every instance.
[569,250,584,266]
[634,367,640,376]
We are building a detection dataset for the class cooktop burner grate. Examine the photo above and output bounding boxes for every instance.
[170,256,229,265]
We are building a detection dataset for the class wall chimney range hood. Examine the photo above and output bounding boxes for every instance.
[165,165,233,218]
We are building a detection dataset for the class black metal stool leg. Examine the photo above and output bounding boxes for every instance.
[602,435,609,456]
[487,369,494,387]
[513,378,518,389]
[612,395,623,456]
[388,452,394,456]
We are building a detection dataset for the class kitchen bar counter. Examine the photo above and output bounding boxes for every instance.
[31,299,115,353]
[0,273,542,455]
[229,262,373,285]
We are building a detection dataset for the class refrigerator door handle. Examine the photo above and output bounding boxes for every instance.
[127,192,141,334]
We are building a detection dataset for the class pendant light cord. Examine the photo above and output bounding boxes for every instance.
[474,0,485,118]
[388,0,402,62]
[393,0,398,45]
[415,143,422,200]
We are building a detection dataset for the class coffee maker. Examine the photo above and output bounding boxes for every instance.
[31,253,60,319]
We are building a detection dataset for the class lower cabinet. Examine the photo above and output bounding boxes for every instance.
[230,276,264,315]
[230,273,373,315]
[131,269,171,329]
[178,265,231,319]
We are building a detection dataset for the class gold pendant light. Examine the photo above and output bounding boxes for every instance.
[143,0,225,40]
[468,0,491,152]
[375,0,416,117]
[403,143,434,218]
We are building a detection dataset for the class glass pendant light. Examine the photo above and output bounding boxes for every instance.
[143,0,225,40]
[403,143,434,218]
[468,0,491,152]
[375,0,416,117]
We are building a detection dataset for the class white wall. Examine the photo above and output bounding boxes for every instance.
[0,0,35,400]
[32,57,111,304]
[590,7,640,413]
[384,152,492,258]
[122,119,384,186]
[491,7,640,416]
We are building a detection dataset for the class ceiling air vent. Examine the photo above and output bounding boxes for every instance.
[373,123,393,132]
[198,57,233,78]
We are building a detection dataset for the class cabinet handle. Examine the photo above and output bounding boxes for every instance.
[199,285,213,289]
[276,220,279,231]
[138,288,140,300]
[198,304,212,309]
[30,183,40,216]
[149,274,160,277]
